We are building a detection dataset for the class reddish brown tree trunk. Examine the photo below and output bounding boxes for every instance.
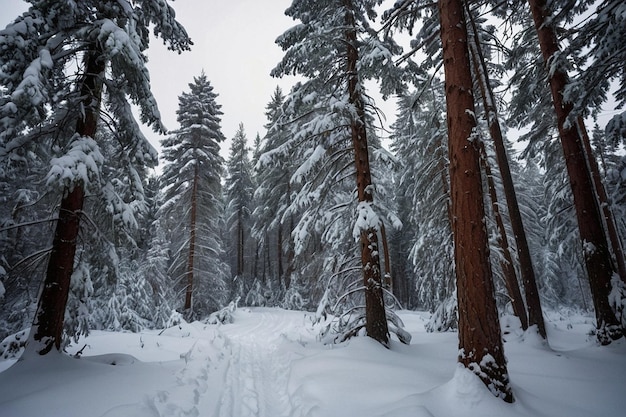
[344,0,389,346]
[184,165,199,314]
[439,0,513,401]
[578,118,626,283]
[527,0,622,344]
[29,50,105,355]
[466,11,539,334]
[479,143,529,330]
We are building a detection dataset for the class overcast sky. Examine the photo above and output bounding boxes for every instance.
[141,0,299,156]
[0,0,304,159]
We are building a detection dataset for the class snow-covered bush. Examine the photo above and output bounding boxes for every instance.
[205,298,239,325]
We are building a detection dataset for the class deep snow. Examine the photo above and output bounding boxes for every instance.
[0,308,624,417]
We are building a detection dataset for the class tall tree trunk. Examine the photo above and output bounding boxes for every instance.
[344,0,389,346]
[277,223,283,288]
[577,118,626,282]
[466,9,539,333]
[237,211,244,277]
[184,165,199,314]
[28,49,105,355]
[527,0,623,344]
[479,142,529,330]
[439,0,513,401]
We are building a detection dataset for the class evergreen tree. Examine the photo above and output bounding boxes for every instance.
[0,0,191,355]
[439,0,513,401]
[138,214,175,328]
[224,123,255,293]
[253,86,300,305]
[390,86,456,329]
[159,73,229,320]
[526,0,623,344]
[464,4,545,336]
[0,157,53,341]
[272,0,407,346]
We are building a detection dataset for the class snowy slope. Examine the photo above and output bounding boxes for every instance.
[0,308,624,417]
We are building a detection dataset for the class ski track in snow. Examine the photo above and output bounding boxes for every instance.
[148,335,219,417]
[146,308,300,417]
[216,309,295,417]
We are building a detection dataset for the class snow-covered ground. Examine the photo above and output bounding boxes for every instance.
[0,308,624,417]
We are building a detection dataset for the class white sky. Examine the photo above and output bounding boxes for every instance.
[0,0,301,159]
[140,0,299,156]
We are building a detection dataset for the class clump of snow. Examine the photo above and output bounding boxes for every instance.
[353,201,380,240]
[291,144,326,185]
[10,48,53,107]
[581,239,597,257]
[46,135,104,192]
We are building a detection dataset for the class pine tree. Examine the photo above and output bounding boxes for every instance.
[273,0,406,346]
[526,0,623,344]
[224,123,254,289]
[439,0,513,401]
[160,73,229,320]
[390,87,456,328]
[501,2,587,312]
[465,4,545,336]
[0,0,191,355]
[253,87,300,304]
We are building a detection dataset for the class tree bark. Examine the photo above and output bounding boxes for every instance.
[439,0,513,401]
[527,0,623,344]
[29,49,105,355]
[344,0,389,346]
[479,142,529,330]
[184,164,199,315]
[577,118,626,283]
[466,10,538,333]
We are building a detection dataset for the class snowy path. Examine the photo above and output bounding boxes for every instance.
[215,308,298,417]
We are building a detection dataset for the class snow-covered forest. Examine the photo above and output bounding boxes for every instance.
[1,0,625,416]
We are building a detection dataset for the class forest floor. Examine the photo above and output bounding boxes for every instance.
[0,307,624,417]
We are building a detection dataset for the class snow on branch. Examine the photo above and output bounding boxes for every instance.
[46,135,104,192]
[352,201,380,240]
[10,48,53,108]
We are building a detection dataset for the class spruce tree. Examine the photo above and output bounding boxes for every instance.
[160,73,229,319]
[273,0,406,346]
[224,123,254,288]
[390,87,457,328]
[0,0,191,355]
[526,0,623,344]
[253,87,299,303]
